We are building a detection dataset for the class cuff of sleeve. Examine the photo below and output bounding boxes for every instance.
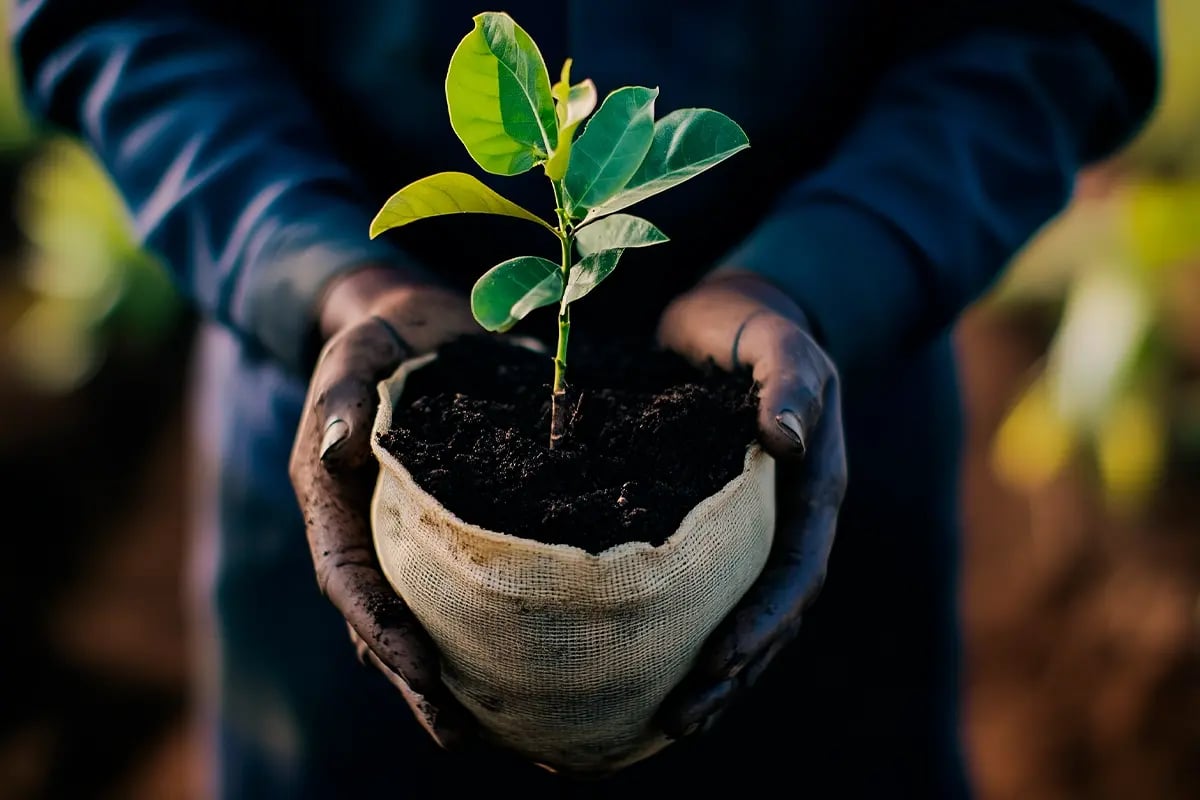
[719,198,930,374]
[232,197,430,375]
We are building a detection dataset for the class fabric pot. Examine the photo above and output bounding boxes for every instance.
[370,352,776,774]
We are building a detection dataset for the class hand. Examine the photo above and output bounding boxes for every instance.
[655,269,847,739]
[288,264,480,748]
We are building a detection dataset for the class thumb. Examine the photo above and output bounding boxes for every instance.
[761,373,823,462]
[312,317,410,473]
[735,315,829,462]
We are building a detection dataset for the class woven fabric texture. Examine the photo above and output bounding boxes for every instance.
[370,354,775,773]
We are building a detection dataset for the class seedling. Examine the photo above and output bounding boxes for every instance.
[371,11,748,448]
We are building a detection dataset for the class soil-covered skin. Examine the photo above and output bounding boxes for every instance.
[378,336,758,553]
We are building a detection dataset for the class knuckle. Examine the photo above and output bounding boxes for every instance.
[288,435,322,489]
[774,322,811,355]
[311,545,360,602]
[777,324,838,380]
[770,363,804,392]
[318,380,374,423]
[313,559,334,598]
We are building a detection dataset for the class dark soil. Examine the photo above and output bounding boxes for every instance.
[377,336,758,553]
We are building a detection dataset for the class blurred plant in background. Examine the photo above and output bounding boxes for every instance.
[0,3,179,399]
[0,11,189,797]
[988,0,1200,511]
[8,140,180,392]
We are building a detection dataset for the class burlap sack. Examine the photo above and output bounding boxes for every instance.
[370,353,776,773]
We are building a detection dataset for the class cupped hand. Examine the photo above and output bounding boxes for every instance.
[288,264,480,749]
[655,269,848,739]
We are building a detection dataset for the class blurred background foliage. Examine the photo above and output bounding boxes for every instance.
[0,7,191,797]
[0,5,179,398]
[984,0,1200,513]
[989,0,1200,510]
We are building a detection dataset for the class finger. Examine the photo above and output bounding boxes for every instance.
[733,314,831,461]
[361,646,474,751]
[660,618,802,739]
[740,615,803,690]
[287,308,475,749]
[304,460,473,742]
[309,317,409,472]
[691,377,846,682]
[289,316,438,692]
[299,452,437,689]
[660,678,734,740]
[703,487,835,674]
[336,533,475,748]
[347,622,371,665]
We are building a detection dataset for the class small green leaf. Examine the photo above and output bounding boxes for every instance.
[550,59,597,129]
[563,249,624,305]
[552,58,574,127]
[370,172,554,238]
[545,59,598,181]
[564,86,658,214]
[587,109,749,219]
[574,213,668,256]
[471,256,563,332]
[445,12,558,175]
[563,81,598,129]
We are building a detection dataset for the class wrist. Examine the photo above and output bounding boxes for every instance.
[317,262,439,340]
[700,267,812,332]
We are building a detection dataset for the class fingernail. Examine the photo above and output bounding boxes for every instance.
[775,409,807,454]
[321,418,350,461]
[682,721,700,738]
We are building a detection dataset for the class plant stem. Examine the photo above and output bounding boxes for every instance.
[553,274,571,395]
[550,181,572,450]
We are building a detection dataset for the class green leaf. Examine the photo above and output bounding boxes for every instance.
[563,81,598,128]
[563,249,624,305]
[586,109,749,219]
[471,256,563,332]
[445,12,558,175]
[552,58,574,127]
[545,59,598,181]
[574,213,668,257]
[550,59,598,130]
[370,172,555,238]
[564,86,658,214]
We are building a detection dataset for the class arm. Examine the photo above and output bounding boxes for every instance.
[721,0,1159,377]
[14,0,480,744]
[12,0,431,373]
[657,0,1158,737]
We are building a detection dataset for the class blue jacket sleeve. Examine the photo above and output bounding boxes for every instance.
[724,0,1159,377]
[12,0,426,373]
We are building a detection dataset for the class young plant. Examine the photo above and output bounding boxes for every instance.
[370,11,748,448]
